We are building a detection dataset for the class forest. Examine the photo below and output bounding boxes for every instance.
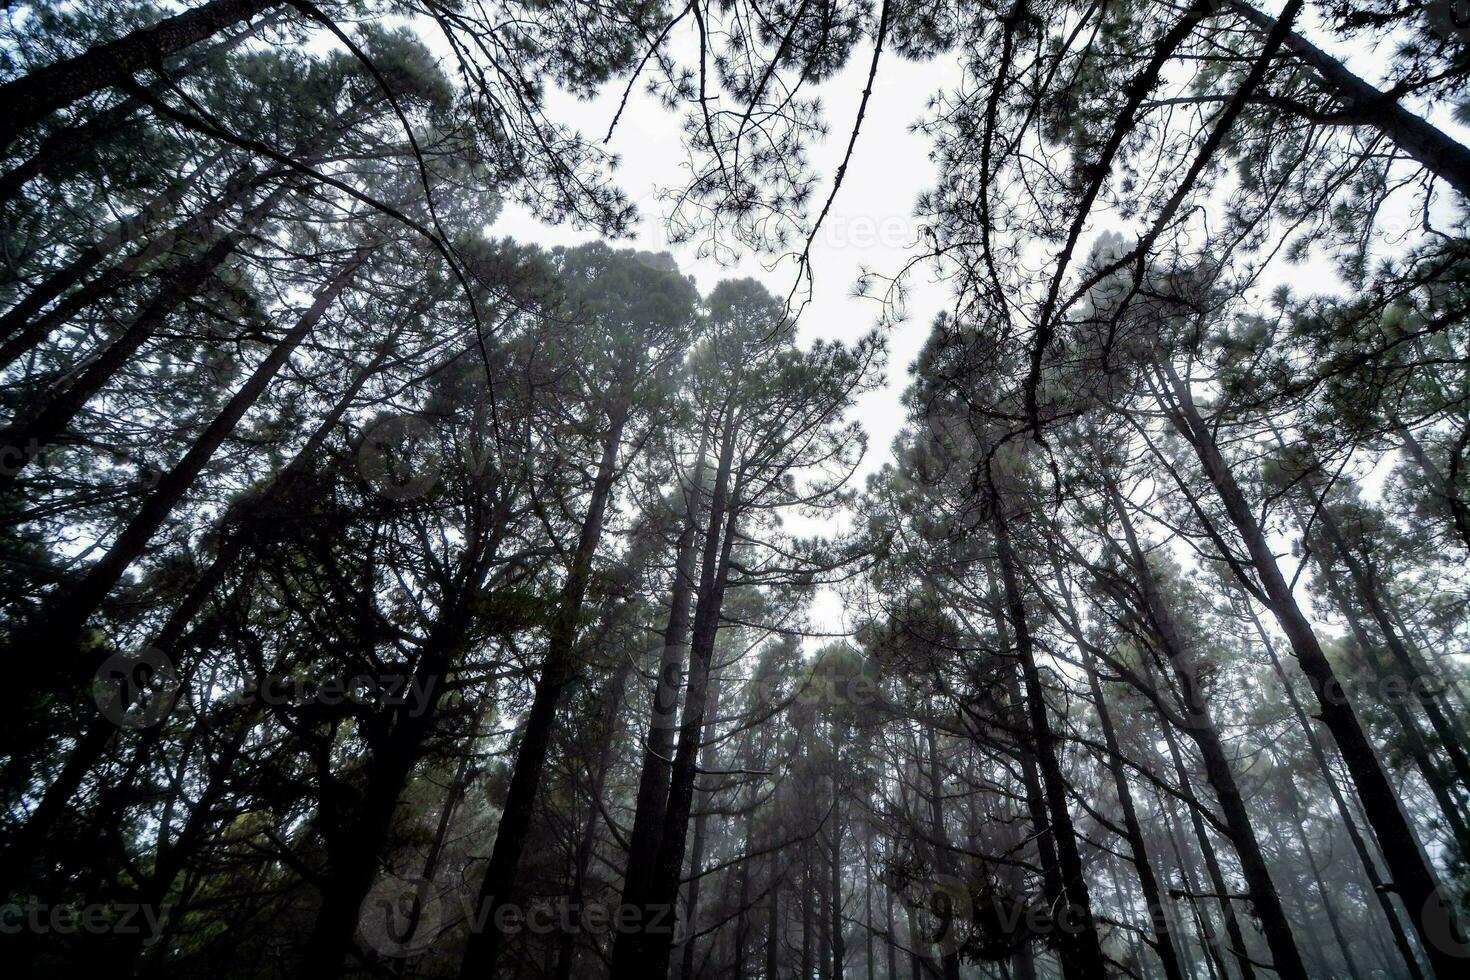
[0,1,1468,978]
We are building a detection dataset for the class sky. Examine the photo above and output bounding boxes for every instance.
[461,7,1470,643]
[489,28,960,481]
[479,28,966,643]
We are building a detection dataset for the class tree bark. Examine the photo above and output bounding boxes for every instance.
[1223,0,1470,200]
[1243,600,1428,980]
[639,418,742,980]
[457,403,629,979]
[1083,648,1189,980]
[614,441,708,930]
[1104,475,1305,980]
[992,511,1108,980]
[0,179,295,489]
[0,0,284,149]
[1157,361,1465,979]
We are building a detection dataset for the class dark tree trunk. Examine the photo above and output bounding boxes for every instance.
[0,151,251,368]
[1083,649,1188,980]
[1243,602,1428,980]
[1157,362,1466,979]
[612,408,738,980]
[0,179,295,489]
[1393,418,1470,554]
[1105,475,1306,980]
[1223,0,1470,200]
[1279,772,1365,980]
[1304,523,1470,855]
[1156,711,1262,980]
[0,0,284,149]
[1309,497,1470,788]
[556,663,629,980]
[769,874,782,980]
[992,511,1107,980]
[458,404,629,979]
[615,442,708,929]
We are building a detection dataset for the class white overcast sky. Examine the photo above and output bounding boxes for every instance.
[488,27,959,481]
[455,8,1466,641]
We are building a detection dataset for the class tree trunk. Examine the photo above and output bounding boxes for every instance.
[1157,361,1465,979]
[0,179,295,488]
[1308,497,1470,788]
[0,0,284,149]
[556,663,630,980]
[1223,0,1470,200]
[1105,475,1305,980]
[1303,526,1470,854]
[458,404,629,979]
[1155,712,1260,980]
[1278,770,1365,980]
[992,511,1108,980]
[615,441,708,930]
[1392,417,1470,554]
[612,408,739,980]
[1243,599,1428,980]
[0,314,395,894]
[769,874,782,980]
[1083,648,1189,980]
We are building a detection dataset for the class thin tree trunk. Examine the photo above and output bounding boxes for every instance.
[768,873,781,980]
[615,440,708,929]
[0,179,295,488]
[458,402,630,979]
[1305,532,1470,854]
[831,756,845,980]
[1104,475,1305,980]
[48,245,369,629]
[1155,715,1260,980]
[1392,417,1470,553]
[614,408,739,980]
[1083,648,1188,980]
[556,663,630,980]
[992,511,1108,980]
[1278,770,1365,980]
[1242,599,1429,980]
[0,314,394,892]
[0,152,252,366]
[922,725,957,980]
[1156,361,1465,979]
